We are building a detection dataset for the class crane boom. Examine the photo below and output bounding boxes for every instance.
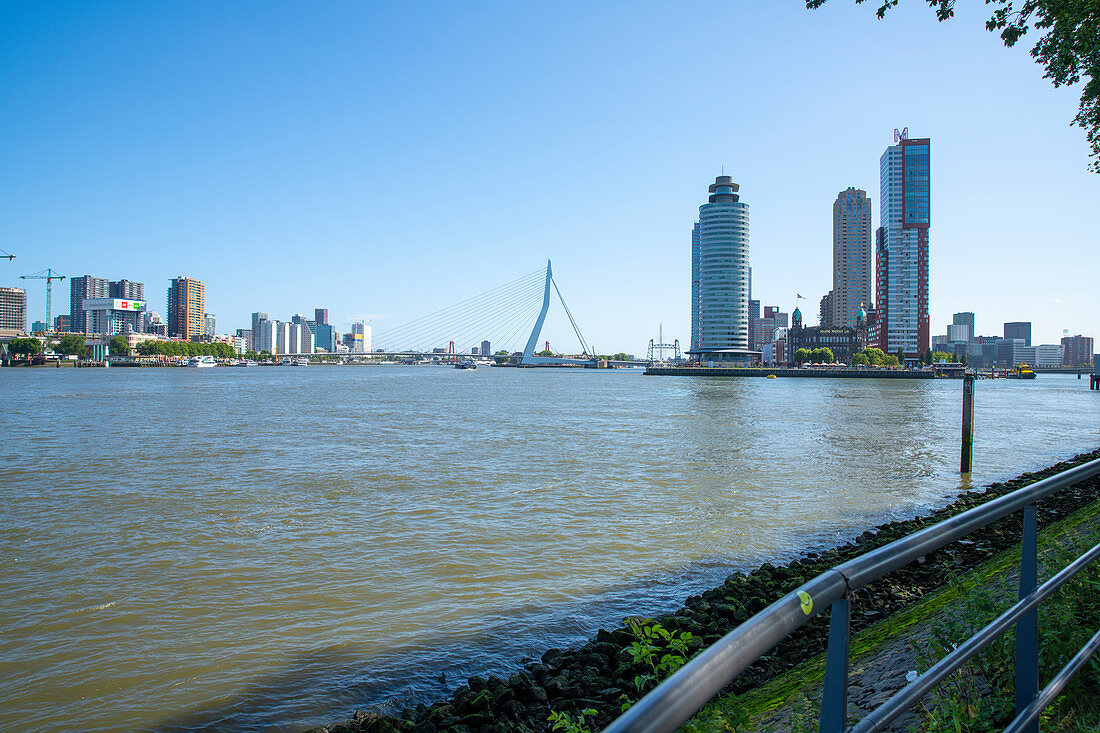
[20,268,66,330]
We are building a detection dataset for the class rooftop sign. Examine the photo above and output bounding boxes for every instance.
[82,298,146,312]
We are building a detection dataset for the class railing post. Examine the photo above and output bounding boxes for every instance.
[820,594,850,733]
[1015,503,1039,732]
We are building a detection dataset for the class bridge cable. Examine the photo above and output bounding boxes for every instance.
[551,277,593,356]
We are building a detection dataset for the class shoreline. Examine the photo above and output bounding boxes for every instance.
[312,447,1100,733]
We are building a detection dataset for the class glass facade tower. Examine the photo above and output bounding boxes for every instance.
[878,136,930,358]
[691,175,750,353]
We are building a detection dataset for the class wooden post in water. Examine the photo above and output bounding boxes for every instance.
[961,370,975,473]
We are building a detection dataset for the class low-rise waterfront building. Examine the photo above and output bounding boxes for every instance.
[1034,344,1064,368]
[786,306,867,364]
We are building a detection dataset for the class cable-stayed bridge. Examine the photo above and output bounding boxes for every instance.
[372,260,597,365]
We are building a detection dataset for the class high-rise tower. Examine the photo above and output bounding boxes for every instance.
[831,187,872,329]
[167,276,205,341]
[690,175,750,354]
[878,132,930,359]
[70,275,107,334]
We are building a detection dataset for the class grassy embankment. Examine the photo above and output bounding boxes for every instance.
[686,490,1100,731]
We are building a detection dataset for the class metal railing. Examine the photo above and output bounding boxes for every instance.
[602,457,1100,733]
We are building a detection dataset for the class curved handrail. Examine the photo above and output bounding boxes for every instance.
[602,457,1100,733]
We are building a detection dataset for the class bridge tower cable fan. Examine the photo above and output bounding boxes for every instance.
[520,260,594,365]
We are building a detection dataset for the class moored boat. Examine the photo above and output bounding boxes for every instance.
[186,355,216,368]
[1009,364,1037,379]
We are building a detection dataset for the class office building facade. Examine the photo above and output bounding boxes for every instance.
[947,324,970,344]
[1004,321,1032,346]
[167,277,205,341]
[109,280,144,300]
[82,297,146,335]
[275,321,291,355]
[690,175,751,358]
[878,133,930,359]
[350,322,371,353]
[0,287,27,331]
[952,312,975,342]
[70,276,108,334]
[1062,335,1094,366]
[831,187,872,328]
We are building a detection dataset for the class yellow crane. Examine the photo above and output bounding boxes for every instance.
[20,268,66,330]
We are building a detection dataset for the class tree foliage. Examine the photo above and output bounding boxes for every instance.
[54,333,88,358]
[7,337,42,357]
[109,335,130,356]
[807,0,1100,172]
[795,346,837,363]
[135,340,236,358]
[851,347,901,366]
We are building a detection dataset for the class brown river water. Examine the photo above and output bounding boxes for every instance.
[1,367,1098,731]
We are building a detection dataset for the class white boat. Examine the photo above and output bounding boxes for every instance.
[293,358,310,366]
[235,360,258,367]
[455,359,477,370]
[187,355,216,368]
[279,357,292,366]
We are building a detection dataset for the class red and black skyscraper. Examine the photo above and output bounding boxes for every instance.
[878,131,930,359]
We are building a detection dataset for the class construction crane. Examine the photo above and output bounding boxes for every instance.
[20,268,66,329]
[0,249,13,261]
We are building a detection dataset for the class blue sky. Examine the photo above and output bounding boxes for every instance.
[2,1,1097,354]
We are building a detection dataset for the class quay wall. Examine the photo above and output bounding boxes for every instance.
[645,366,934,379]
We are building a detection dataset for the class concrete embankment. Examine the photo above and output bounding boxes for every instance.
[313,449,1100,733]
[645,366,934,378]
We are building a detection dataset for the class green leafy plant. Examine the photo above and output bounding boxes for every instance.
[623,618,696,693]
[547,707,597,733]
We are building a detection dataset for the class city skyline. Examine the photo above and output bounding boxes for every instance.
[2,2,1098,352]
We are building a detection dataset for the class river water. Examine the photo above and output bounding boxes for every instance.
[2,367,1098,731]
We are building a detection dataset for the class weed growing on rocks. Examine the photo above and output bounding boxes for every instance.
[916,533,1100,731]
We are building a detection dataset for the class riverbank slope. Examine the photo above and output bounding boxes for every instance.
[313,449,1100,733]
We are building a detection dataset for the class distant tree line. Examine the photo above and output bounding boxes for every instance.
[136,340,237,358]
[849,347,901,367]
[793,347,835,364]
